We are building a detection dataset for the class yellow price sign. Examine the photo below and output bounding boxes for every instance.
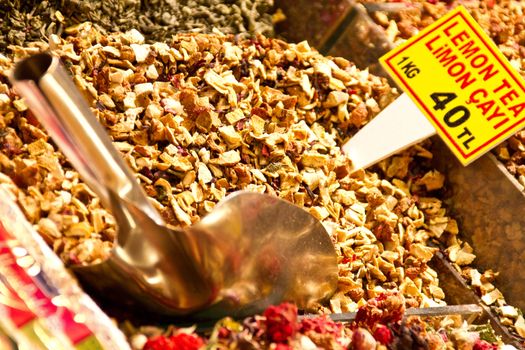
[380,6,525,165]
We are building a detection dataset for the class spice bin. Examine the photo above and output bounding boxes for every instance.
[0,0,524,348]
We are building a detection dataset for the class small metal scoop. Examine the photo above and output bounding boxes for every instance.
[11,53,338,318]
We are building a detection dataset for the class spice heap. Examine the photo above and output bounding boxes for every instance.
[129,292,504,350]
[361,0,525,189]
[0,23,523,342]
[0,0,274,51]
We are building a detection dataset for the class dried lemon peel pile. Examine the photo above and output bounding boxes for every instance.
[0,24,522,339]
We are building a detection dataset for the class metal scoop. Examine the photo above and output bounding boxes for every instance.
[11,53,338,319]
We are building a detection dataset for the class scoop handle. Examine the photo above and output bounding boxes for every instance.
[11,53,162,223]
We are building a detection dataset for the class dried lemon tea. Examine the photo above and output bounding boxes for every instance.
[0,22,522,346]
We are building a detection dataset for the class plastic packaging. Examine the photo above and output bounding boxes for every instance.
[0,185,131,350]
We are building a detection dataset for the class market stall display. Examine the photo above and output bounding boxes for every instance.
[0,0,524,349]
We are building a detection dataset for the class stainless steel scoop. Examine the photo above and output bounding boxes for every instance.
[11,53,338,318]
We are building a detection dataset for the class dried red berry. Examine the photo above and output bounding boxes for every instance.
[143,335,175,350]
[169,333,205,350]
[373,325,393,345]
[263,303,298,343]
